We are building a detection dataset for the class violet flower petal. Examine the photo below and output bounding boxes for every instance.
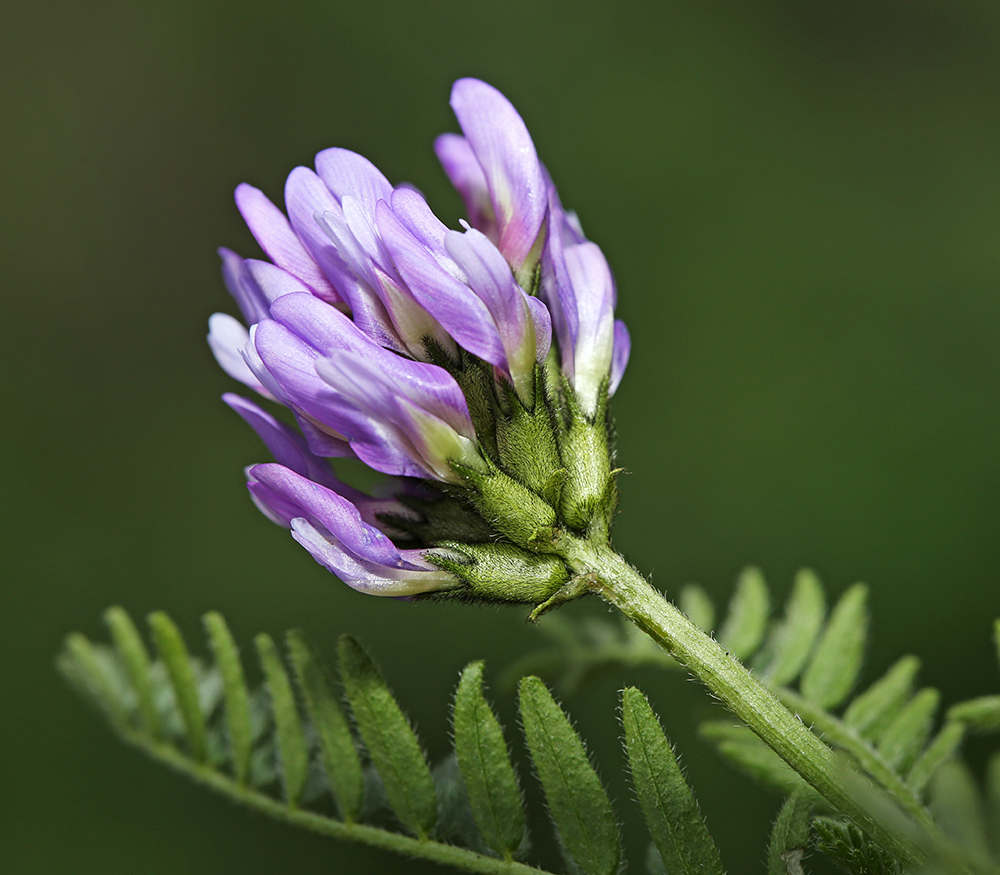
[449,78,547,275]
[219,247,270,325]
[208,313,273,398]
[234,183,339,302]
[609,320,631,397]
[433,132,496,240]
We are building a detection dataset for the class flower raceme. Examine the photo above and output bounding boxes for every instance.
[209,78,631,605]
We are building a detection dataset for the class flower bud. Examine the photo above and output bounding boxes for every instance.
[426,542,569,605]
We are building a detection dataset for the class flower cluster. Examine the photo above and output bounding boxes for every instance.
[209,79,630,604]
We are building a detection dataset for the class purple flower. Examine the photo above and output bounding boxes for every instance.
[209,79,631,602]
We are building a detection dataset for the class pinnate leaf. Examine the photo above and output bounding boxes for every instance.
[149,611,207,761]
[762,570,826,688]
[256,633,308,806]
[768,789,812,875]
[453,661,525,859]
[622,687,723,875]
[843,656,920,739]
[286,630,363,822]
[338,635,437,838]
[876,687,939,773]
[203,611,252,785]
[800,584,868,709]
[519,675,620,875]
[718,566,770,659]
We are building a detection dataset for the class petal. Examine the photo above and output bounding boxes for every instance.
[378,204,508,368]
[234,183,339,302]
[219,248,269,325]
[290,518,456,595]
[609,320,631,397]
[222,393,352,492]
[449,79,547,273]
[314,147,393,211]
[208,313,273,398]
[433,133,495,238]
[285,167,398,346]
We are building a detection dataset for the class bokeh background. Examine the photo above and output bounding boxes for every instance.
[4,0,1000,872]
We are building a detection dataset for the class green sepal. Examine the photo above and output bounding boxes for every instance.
[427,542,569,605]
[518,676,620,875]
[767,789,812,875]
[718,566,770,660]
[557,386,615,535]
[338,635,437,838]
[286,630,364,822]
[812,818,900,875]
[453,662,526,859]
[203,611,252,785]
[387,491,497,545]
[255,633,309,807]
[760,569,826,687]
[495,366,563,502]
[148,611,207,762]
[622,687,724,875]
[105,606,160,740]
[800,583,868,709]
[453,460,558,551]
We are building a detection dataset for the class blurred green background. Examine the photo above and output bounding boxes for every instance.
[4,0,1000,872]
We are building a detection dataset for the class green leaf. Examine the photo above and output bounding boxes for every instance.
[203,612,252,785]
[800,584,868,709]
[518,676,620,875]
[946,695,1000,733]
[768,789,812,875]
[338,635,437,838]
[679,584,715,632]
[256,633,308,807]
[104,606,160,739]
[929,760,991,864]
[843,656,920,739]
[622,687,724,875]
[59,634,130,727]
[718,566,770,659]
[906,721,965,795]
[985,751,1000,856]
[699,721,805,794]
[876,687,939,773]
[453,661,525,859]
[148,611,207,761]
[762,570,826,688]
[286,630,363,822]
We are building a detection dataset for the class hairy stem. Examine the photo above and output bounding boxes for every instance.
[562,538,922,867]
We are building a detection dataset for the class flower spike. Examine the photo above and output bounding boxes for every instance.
[212,79,631,604]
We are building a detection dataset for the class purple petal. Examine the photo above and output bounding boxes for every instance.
[609,320,631,397]
[449,79,547,273]
[388,188,456,270]
[222,393,353,492]
[219,248,270,325]
[290,519,456,595]
[285,167,399,347]
[314,147,393,211]
[234,183,339,302]
[434,133,495,238]
[208,313,273,398]
[377,205,508,368]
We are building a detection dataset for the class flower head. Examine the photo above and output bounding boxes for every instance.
[209,79,630,604]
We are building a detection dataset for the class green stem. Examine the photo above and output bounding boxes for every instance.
[563,538,922,867]
[113,725,554,875]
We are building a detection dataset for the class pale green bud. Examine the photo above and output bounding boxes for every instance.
[425,542,569,605]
